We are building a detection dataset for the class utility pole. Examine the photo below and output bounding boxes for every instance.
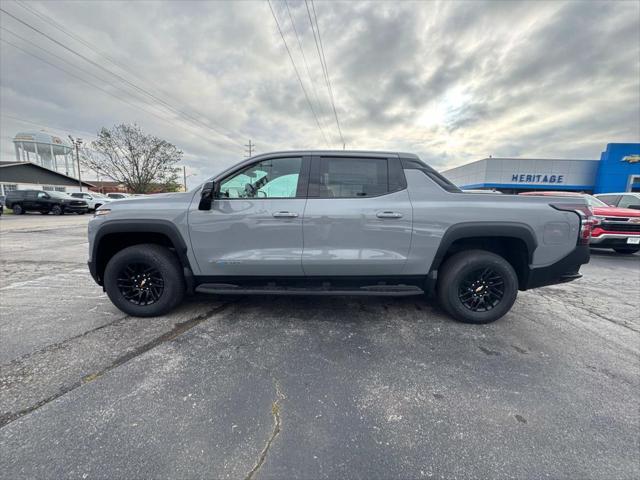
[68,136,83,192]
[244,139,254,158]
[183,165,188,192]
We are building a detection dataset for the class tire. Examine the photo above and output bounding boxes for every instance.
[104,244,185,317]
[613,247,640,254]
[12,204,23,215]
[51,205,63,215]
[94,204,102,210]
[437,250,518,324]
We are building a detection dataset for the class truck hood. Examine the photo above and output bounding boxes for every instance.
[106,191,194,208]
[592,206,640,217]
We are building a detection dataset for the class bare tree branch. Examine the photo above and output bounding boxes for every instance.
[80,123,182,194]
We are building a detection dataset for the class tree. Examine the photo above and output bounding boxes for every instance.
[81,123,183,194]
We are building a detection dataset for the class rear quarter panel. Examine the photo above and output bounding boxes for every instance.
[403,170,582,274]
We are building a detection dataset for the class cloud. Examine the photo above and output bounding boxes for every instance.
[1,0,638,187]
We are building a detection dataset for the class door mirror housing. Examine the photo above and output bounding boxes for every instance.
[198,181,217,210]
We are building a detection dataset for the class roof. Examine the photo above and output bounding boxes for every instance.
[247,150,419,159]
[0,161,95,187]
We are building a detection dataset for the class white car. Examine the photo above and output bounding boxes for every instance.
[106,193,131,200]
[594,192,640,210]
[69,192,112,211]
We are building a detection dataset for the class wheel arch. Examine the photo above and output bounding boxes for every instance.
[92,220,193,287]
[428,222,538,290]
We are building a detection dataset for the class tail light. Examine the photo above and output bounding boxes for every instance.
[550,203,595,245]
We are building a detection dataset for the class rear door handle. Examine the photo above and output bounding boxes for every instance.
[273,211,298,218]
[376,211,403,219]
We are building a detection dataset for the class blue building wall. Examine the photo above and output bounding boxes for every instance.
[593,143,640,193]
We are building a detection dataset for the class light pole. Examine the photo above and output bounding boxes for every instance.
[68,135,83,192]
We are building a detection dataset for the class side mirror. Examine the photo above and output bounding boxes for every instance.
[198,181,216,210]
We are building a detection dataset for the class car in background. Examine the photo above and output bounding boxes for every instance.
[69,192,112,211]
[0,195,5,216]
[4,190,88,215]
[594,192,640,210]
[106,193,131,200]
[520,191,640,254]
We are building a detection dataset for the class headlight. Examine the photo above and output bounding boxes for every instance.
[94,208,111,217]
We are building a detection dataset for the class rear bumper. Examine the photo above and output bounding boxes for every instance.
[522,245,590,290]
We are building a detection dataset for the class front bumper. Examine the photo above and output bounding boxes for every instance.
[63,204,88,213]
[589,232,640,247]
[522,245,590,290]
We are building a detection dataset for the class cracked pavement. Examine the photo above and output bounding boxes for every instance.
[1,214,639,479]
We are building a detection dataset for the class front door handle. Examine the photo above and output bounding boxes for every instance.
[376,211,403,219]
[273,211,298,218]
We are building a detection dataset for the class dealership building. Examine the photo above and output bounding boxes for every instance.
[441,143,640,194]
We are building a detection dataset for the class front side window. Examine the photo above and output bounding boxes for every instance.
[319,157,388,198]
[219,157,302,199]
[37,192,48,199]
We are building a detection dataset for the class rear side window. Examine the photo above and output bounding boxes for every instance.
[319,157,388,198]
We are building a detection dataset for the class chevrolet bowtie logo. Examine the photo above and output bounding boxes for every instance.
[621,154,640,163]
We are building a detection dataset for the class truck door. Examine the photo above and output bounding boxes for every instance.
[188,156,309,276]
[301,155,413,276]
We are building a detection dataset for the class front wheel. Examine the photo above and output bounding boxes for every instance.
[437,250,518,324]
[613,247,639,254]
[104,244,185,317]
[51,205,63,215]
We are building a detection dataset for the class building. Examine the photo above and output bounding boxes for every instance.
[89,181,129,194]
[0,161,94,196]
[12,131,78,177]
[441,143,640,194]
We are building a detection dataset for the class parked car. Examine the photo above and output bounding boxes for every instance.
[4,190,88,215]
[106,193,131,199]
[594,192,640,210]
[88,151,592,324]
[0,195,5,216]
[69,192,111,211]
[520,191,640,254]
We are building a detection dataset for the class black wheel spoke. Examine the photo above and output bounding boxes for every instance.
[458,267,505,312]
[116,262,164,306]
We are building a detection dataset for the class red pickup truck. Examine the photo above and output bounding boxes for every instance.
[520,192,640,254]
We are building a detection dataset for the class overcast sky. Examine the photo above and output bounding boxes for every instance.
[1,0,639,188]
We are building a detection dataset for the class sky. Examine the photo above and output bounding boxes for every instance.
[1,0,639,188]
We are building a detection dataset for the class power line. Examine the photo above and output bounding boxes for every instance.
[284,0,331,145]
[0,38,238,154]
[266,0,329,147]
[305,0,345,148]
[13,0,250,148]
[0,6,244,148]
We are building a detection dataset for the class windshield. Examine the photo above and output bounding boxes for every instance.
[583,194,608,207]
[47,191,71,199]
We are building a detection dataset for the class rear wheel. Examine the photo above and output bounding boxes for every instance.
[437,250,518,324]
[613,247,640,254]
[51,205,63,215]
[12,204,23,215]
[104,244,185,317]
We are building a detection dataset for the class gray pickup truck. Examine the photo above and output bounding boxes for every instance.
[88,151,591,324]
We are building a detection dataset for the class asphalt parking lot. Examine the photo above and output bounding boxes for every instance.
[0,213,639,479]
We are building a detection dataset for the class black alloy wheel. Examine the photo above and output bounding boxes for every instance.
[117,262,165,306]
[458,267,505,312]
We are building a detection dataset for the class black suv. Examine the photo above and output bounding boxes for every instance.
[5,190,88,215]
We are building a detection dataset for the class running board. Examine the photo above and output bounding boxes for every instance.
[195,283,424,297]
